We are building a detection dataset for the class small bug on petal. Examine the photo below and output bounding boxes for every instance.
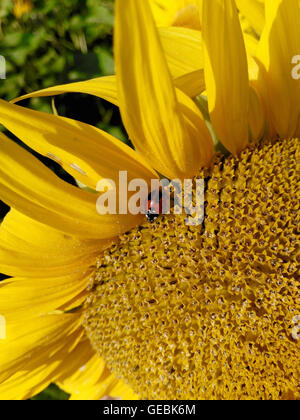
[146,190,163,223]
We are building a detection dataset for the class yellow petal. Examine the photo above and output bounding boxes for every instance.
[13,0,33,19]
[0,132,144,239]
[174,70,205,98]
[296,118,300,137]
[248,86,266,142]
[115,0,212,179]
[249,58,278,140]
[0,364,61,400]
[11,76,119,106]
[0,209,105,278]
[172,3,201,30]
[256,0,300,138]
[0,319,88,400]
[236,0,265,35]
[150,0,179,26]
[109,382,139,401]
[12,73,204,105]
[12,27,205,102]
[176,89,214,166]
[10,79,209,160]
[0,99,156,191]
[0,312,82,385]
[58,340,139,400]
[244,33,259,59]
[0,273,90,323]
[160,26,206,97]
[158,26,203,77]
[150,0,201,30]
[202,0,250,155]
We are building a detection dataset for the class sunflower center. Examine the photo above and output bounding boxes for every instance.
[83,138,299,400]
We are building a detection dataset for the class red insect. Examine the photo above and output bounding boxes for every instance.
[146,190,163,222]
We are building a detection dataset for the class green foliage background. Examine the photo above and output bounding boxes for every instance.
[1,0,114,100]
[0,0,123,400]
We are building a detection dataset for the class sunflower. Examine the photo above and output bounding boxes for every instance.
[12,0,33,19]
[0,0,299,400]
[149,0,266,37]
[150,0,202,30]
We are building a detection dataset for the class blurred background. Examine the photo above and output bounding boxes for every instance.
[0,0,123,400]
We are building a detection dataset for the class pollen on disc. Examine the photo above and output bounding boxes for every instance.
[83,138,300,400]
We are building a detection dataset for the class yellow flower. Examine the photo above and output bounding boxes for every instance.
[149,0,266,38]
[12,0,33,18]
[0,0,299,400]
[236,0,266,37]
[150,0,202,30]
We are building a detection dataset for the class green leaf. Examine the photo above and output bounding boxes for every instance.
[31,384,70,401]
[95,46,114,75]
